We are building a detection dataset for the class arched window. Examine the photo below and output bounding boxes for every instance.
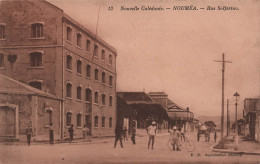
[66,112,72,126]
[109,76,113,87]
[102,116,105,127]
[86,65,91,78]
[77,60,82,74]
[102,94,106,105]
[0,53,4,67]
[94,91,99,104]
[66,83,72,98]
[95,69,99,81]
[94,116,98,127]
[66,27,72,41]
[94,45,98,57]
[101,50,105,61]
[30,52,42,67]
[29,81,42,90]
[109,96,113,107]
[77,86,82,100]
[86,39,91,52]
[31,23,43,38]
[85,89,92,102]
[0,25,5,39]
[77,33,82,47]
[45,109,52,126]
[77,113,82,127]
[102,72,106,84]
[109,54,112,65]
[109,117,112,128]
[66,55,72,70]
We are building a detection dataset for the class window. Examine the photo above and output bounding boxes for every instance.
[94,116,98,127]
[0,25,5,39]
[101,50,105,61]
[95,69,99,81]
[45,109,52,125]
[102,94,106,105]
[29,81,42,90]
[77,33,82,47]
[102,72,106,84]
[66,27,72,41]
[94,91,98,104]
[77,113,82,127]
[31,23,43,38]
[77,60,82,74]
[66,55,72,70]
[94,45,98,57]
[66,83,72,98]
[77,86,82,100]
[109,54,112,65]
[109,117,112,128]
[66,112,72,126]
[85,89,92,102]
[86,39,91,52]
[86,65,91,78]
[109,76,113,87]
[30,52,42,67]
[0,53,4,67]
[109,96,113,107]
[102,116,105,127]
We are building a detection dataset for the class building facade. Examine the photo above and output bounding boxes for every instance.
[0,0,117,139]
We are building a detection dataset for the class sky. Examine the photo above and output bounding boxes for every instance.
[46,0,260,118]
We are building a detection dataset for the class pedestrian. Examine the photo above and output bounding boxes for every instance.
[82,125,89,142]
[131,122,136,144]
[68,124,74,143]
[49,123,54,145]
[26,124,33,146]
[214,131,217,142]
[169,126,181,151]
[147,121,157,149]
[123,127,128,141]
[180,127,185,142]
[114,123,123,148]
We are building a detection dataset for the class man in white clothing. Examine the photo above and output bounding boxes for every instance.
[147,121,157,149]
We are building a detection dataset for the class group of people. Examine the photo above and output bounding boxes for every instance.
[114,122,136,148]
[25,123,90,146]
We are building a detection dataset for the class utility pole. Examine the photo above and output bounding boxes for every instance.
[214,53,232,142]
[227,99,229,136]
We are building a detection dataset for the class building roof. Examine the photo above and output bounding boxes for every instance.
[0,74,61,100]
[167,98,186,111]
[148,91,168,96]
[117,92,157,105]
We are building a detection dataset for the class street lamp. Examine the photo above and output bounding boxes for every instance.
[233,92,240,150]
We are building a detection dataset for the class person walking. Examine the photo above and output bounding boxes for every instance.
[131,122,136,144]
[169,126,181,151]
[114,123,123,148]
[180,127,185,142]
[123,127,128,141]
[214,131,217,142]
[68,124,74,143]
[147,121,157,149]
[49,123,54,145]
[82,125,89,142]
[26,124,33,146]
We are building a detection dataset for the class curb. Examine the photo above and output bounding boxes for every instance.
[210,144,260,156]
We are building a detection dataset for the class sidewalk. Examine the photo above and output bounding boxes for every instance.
[211,133,260,155]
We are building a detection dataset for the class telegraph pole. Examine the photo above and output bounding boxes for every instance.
[214,53,232,142]
[227,99,229,136]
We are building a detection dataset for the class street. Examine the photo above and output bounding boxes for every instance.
[0,133,259,164]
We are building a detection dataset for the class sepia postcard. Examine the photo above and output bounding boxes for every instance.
[0,0,259,163]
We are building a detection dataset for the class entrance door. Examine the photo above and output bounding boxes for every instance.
[0,106,15,136]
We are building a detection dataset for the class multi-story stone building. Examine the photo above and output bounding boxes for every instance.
[0,0,117,139]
